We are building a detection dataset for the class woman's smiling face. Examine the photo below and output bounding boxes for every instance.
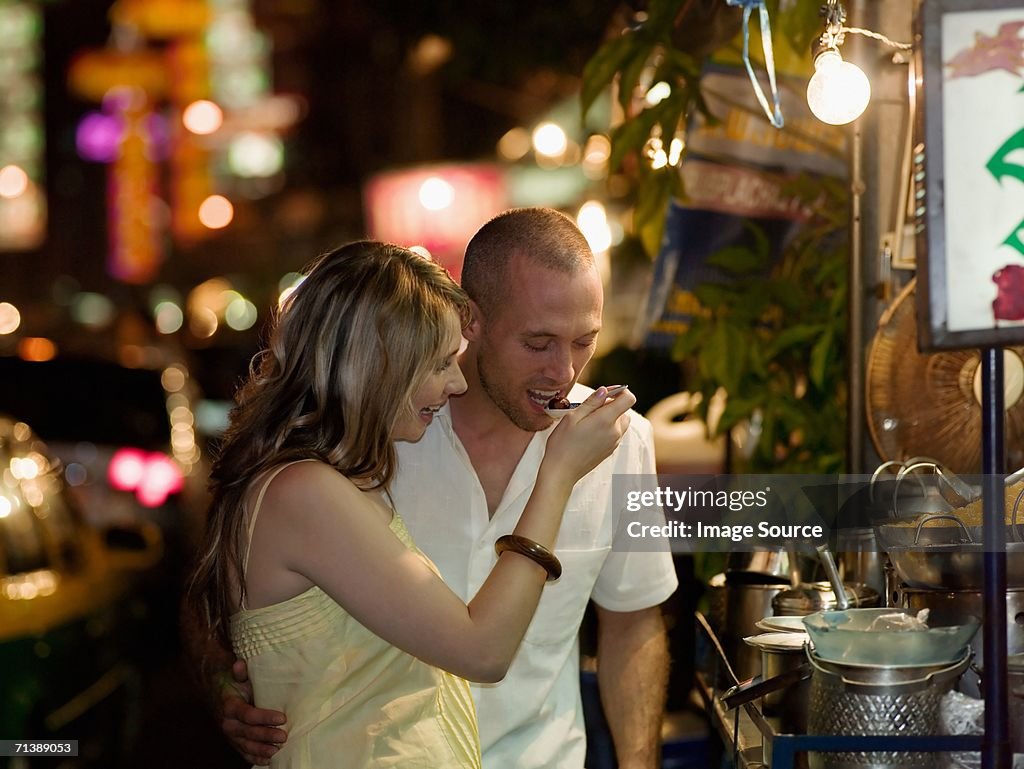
[392,311,467,442]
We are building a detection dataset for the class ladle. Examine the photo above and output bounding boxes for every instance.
[815,544,849,610]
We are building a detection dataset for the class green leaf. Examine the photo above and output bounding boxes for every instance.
[754,342,773,379]
[638,206,670,259]
[672,319,709,361]
[706,245,770,275]
[582,34,637,119]
[829,281,848,316]
[609,108,660,171]
[652,90,687,148]
[617,41,657,113]
[766,278,805,313]
[746,221,771,262]
[659,47,702,80]
[634,168,675,257]
[776,399,809,431]
[693,283,735,310]
[718,396,762,433]
[764,324,824,358]
[703,321,748,394]
[809,328,834,390]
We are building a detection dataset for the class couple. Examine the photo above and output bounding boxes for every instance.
[188,207,678,769]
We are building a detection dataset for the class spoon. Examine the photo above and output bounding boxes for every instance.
[544,385,628,417]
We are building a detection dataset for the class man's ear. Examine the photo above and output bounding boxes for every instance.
[463,299,484,342]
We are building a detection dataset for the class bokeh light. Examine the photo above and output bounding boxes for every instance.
[75,112,122,162]
[0,302,21,334]
[418,177,455,211]
[582,135,611,179]
[189,306,219,338]
[70,292,114,328]
[532,122,567,158]
[198,195,234,229]
[645,81,672,106]
[277,273,305,307]
[0,165,29,198]
[225,296,258,330]
[155,301,184,334]
[18,337,57,362]
[497,127,530,161]
[227,132,284,177]
[577,201,612,254]
[182,99,224,135]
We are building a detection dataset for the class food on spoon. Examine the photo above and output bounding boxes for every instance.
[544,385,628,416]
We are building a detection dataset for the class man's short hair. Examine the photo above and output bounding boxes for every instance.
[461,207,594,315]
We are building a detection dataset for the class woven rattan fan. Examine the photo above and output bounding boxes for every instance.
[866,279,1024,473]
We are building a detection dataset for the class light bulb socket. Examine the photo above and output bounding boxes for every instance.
[812,37,830,61]
[815,1,846,53]
[811,39,841,67]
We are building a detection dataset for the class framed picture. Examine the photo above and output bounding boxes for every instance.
[915,0,1024,350]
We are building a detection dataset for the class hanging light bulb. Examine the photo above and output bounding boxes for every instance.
[804,0,912,125]
[806,45,871,125]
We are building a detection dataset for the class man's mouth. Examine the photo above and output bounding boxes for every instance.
[527,389,562,408]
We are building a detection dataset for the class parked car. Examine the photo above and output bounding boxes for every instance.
[0,414,162,768]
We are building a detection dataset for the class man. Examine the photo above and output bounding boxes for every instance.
[217,207,677,769]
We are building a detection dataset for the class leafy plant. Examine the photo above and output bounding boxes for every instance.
[580,0,848,473]
[674,175,849,473]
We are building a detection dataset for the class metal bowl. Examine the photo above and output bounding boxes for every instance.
[874,513,979,548]
[887,542,1024,590]
[802,608,980,666]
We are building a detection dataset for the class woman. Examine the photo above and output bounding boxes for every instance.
[188,242,634,768]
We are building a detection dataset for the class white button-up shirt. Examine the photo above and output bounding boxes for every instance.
[392,385,678,769]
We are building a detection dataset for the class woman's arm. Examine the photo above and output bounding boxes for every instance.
[249,388,634,682]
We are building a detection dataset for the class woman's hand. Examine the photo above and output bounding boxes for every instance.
[542,386,635,484]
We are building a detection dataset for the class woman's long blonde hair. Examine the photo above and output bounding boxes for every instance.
[188,241,468,646]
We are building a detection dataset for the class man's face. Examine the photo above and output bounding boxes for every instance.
[472,255,603,432]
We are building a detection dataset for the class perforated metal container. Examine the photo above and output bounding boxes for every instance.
[806,648,971,769]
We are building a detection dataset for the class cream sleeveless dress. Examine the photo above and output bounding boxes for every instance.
[230,461,482,768]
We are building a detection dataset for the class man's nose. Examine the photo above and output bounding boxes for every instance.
[543,346,575,384]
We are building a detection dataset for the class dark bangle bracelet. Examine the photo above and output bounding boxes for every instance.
[494,534,562,581]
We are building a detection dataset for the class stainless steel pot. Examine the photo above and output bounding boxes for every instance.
[724,581,787,680]
[836,527,886,596]
[761,645,810,731]
[807,649,971,769]
[886,542,1024,590]
[772,581,880,616]
[726,548,819,584]
[893,585,1024,697]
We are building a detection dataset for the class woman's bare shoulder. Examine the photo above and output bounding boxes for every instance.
[256,460,374,526]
